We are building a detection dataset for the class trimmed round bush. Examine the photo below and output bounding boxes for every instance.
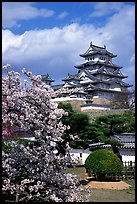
[85,149,123,181]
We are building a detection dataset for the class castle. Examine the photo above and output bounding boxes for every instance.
[41,42,133,113]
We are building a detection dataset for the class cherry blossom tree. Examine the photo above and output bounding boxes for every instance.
[2,64,91,202]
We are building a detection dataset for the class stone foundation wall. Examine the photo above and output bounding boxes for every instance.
[54,97,129,116]
[81,108,129,117]
[55,100,85,112]
[92,97,111,106]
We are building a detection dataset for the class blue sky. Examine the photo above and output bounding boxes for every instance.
[2,2,135,87]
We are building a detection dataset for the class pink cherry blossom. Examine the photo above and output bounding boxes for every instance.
[2,65,92,202]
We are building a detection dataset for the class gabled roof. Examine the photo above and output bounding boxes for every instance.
[75,60,122,69]
[91,65,127,78]
[76,63,127,79]
[63,81,81,88]
[79,42,117,58]
[62,73,81,81]
[97,65,109,74]
[78,70,99,82]
[41,74,54,82]
[84,84,96,91]
[84,70,99,81]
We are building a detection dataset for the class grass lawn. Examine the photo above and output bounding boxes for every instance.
[66,167,135,202]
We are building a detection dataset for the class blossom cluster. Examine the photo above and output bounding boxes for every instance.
[2,64,91,202]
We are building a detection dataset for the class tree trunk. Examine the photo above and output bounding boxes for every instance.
[111,145,122,162]
[15,185,19,202]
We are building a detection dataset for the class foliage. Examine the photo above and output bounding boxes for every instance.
[85,149,123,181]
[88,112,134,158]
[58,103,135,150]
[58,102,90,148]
[2,64,91,202]
[58,102,90,135]
[94,111,135,136]
[58,102,74,114]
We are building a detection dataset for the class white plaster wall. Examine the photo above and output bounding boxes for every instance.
[81,105,110,111]
[51,97,86,102]
[122,156,135,163]
[80,79,92,84]
[69,149,91,165]
[92,96,99,98]
[109,87,121,91]
[69,149,135,165]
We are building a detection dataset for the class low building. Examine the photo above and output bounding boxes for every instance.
[69,133,135,166]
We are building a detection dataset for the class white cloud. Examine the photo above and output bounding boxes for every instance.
[2,2,55,28]
[90,2,127,17]
[2,4,135,87]
[58,11,69,19]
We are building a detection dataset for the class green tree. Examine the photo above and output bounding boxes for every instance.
[58,102,90,148]
[89,110,135,160]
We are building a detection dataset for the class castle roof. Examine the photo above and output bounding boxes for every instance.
[92,66,127,78]
[89,79,132,87]
[52,84,63,90]
[63,81,81,88]
[41,74,54,82]
[89,87,131,94]
[75,60,122,69]
[118,82,133,87]
[62,73,81,81]
[80,42,117,58]
[82,70,99,81]
[84,84,96,91]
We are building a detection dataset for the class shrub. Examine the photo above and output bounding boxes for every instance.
[85,149,123,181]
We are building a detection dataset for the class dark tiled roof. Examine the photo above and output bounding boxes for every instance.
[122,143,135,149]
[93,70,127,78]
[41,74,54,82]
[119,82,133,87]
[75,60,122,69]
[79,43,117,58]
[113,133,135,143]
[91,88,131,94]
[89,133,135,149]
[113,133,135,149]
[62,73,81,81]
[83,70,99,81]
[85,84,96,90]
[52,84,63,90]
